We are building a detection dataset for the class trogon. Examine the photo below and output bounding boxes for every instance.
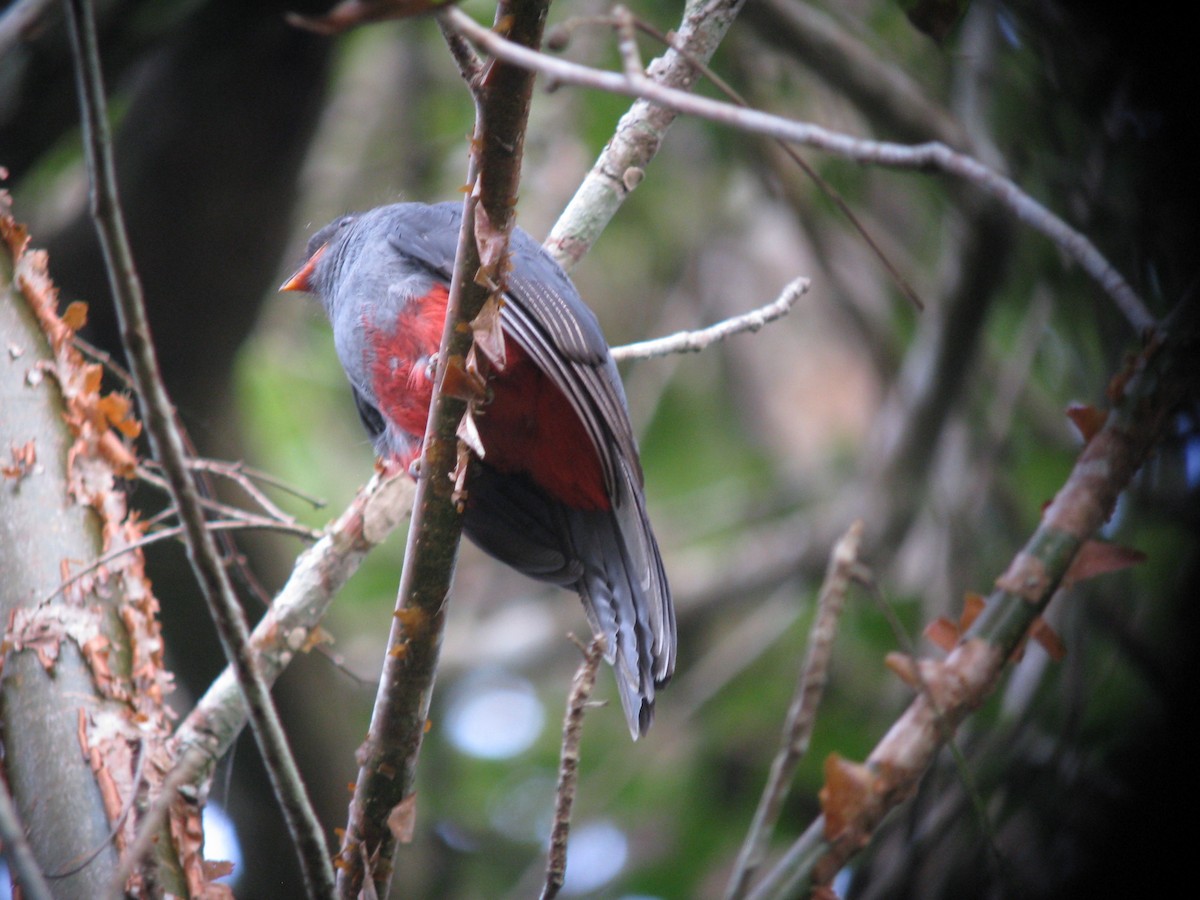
[282,202,675,737]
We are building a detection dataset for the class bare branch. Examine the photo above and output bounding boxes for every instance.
[725,520,863,899]
[443,6,1156,334]
[60,1,333,894]
[540,636,605,900]
[612,277,808,362]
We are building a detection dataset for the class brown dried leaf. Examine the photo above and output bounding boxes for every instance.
[98,392,143,438]
[820,754,876,840]
[440,354,489,403]
[960,592,986,630]
[1062,540,1146,589]
[202,860,236,881]
[1029,617,1067,661]
[301,626,334,654]
[452,435,472,509]
[456,406,486,459]
[471,295,507,370]
[473,199,510,278]
[1065,403,1106,444]
[62,300,88,332]
[885,651,921,688]
[924,618,959,652]
[388,793,419,844]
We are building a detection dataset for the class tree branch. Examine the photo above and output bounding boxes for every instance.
[744,315,1198,898]
[725,520,863,899]
[107,469,415,894]
[442,5,1156,334]
[612,277,808,362]
[543,0,747,271]
[60,1,333,894]
[540,636,604,900]
[335,3,550,896]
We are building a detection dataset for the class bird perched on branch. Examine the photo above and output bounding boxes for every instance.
[282,202,675,737]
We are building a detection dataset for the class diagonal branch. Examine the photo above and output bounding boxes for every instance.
[59,1,334,895]
[335,3,551,897]
[743,310,1199,898]
[724,520,863,899]
[612,277,808,362]
[543,0,747,271]
[109,470,415,895]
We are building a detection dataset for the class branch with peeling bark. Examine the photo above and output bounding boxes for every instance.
[59,1,335,894]
[541,0,748,271]
[740,314,1198,899]
[107,469,415,895]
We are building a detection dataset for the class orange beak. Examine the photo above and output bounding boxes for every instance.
[280,243,327,292]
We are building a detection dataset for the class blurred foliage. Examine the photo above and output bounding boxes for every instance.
[3,0,1197,897]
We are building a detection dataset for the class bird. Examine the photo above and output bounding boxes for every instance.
[281,201,675,737]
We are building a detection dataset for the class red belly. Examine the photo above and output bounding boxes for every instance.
[367,287,609,512]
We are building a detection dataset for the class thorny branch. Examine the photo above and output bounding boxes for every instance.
[336,3,551,896]
[743,311,1199,898]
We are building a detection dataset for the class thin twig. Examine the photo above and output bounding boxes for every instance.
[444,6,1156,334]
[44,517,321,607]
[135,464,319,535]
[541,636,605,900]
[612,277,808,362]
[72,333,137,391]
[60,1,334,895]
[724,520,863,900]
[177,458,321,519]
[0,0,55,59]
[632,13,923,311]
[0,773,54,900]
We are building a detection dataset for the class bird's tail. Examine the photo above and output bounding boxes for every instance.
[566,474,674,738]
